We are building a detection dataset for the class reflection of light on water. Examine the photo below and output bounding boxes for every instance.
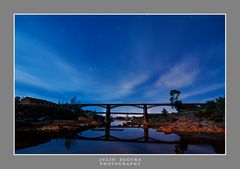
[15,127,222,154]
[78,128,105,138]
[110,127,143,139]
[15,133,219,154]
[149,129,180,142]
[15,120,223,154]
[184,144,215,154]
[110,120,126,126]
[78,127,180,142]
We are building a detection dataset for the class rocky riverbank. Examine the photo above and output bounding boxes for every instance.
[156,117,225,134]
[15,119,104,149]
[16,119,104,133]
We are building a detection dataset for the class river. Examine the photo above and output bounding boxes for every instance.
[15,120,225,154]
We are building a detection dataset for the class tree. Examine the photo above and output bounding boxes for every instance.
[162,108,169,116]
[174,100,182,112]
[15,96,21,103]
[70,96,77,104]
[170,90,181,104]
[169,89,182,112]
[215,96,225,111]
[195,96,225,122]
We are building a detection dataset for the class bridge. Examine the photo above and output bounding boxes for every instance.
[70,103,205,146]
[76,103,205,129]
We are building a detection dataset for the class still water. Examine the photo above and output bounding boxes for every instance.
[16,120,224,154]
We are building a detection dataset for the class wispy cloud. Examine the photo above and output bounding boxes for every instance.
[15,15,225,104]
[155,58,199,88]
[117,74,149,96]
[143,57,200,99]
[15,60,91,92]
[90,73,150,102]
[15,68,50,89]
[15,33,96,93]
[181,83,225,99]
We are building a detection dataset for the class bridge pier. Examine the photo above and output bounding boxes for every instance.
[105,105,111,125]
[105,105,111,140]
[143,105,148,126]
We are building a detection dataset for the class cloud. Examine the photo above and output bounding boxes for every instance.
[15,61,90,92]
[15,30,224,103]
[92,73,149,102]
[15,32,96,93]
[143,57,200,99]
[155,58,199,88]
[181,83,225,99]
[118,74,149,96]
[15,68,51,90]
[15,88,58,103]
[15,31,153,103]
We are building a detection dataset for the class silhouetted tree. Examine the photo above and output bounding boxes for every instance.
[174,100,183,112]
[70,96,77,104]
[170,90,181,104]
[162,108,169,116]
[70,96,82,114]
[215,96,225,111]
[196,96,225,122]
[15,96,21,103]
[170,89,182,112]
[64,139,76,149]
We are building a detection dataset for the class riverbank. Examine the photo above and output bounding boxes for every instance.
[15,119,103,149]
[16,119,103,132]
[156,117,225,134]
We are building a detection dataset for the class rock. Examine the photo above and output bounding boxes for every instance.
[90,121,98,126]
[157,117,225,134]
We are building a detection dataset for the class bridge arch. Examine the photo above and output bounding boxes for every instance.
[147,105,177,114]
[110,104,143,110]
[78,104,106,109]
[110,105,144,116]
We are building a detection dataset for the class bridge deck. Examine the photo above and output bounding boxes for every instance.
[77,103,205,110]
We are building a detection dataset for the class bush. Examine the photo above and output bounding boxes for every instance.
[195,96,225,122]
[15,104,94,120]
[161,108,169,116]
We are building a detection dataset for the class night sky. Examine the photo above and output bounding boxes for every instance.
[15,15,225,112]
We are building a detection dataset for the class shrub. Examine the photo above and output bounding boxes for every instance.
[195,96,225,122]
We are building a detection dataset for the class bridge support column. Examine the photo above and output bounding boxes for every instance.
[143,105,148,126]
[105,105,111,125]
[105,105,111,140]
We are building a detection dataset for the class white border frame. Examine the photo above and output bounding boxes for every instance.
[13,13,227,156]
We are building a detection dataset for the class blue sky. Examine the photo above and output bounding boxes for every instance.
[15,15,225,110]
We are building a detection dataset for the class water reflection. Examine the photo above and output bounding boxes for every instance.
[175,137,189,154]
[15,120,225,154]
[110,120,126,126]
[144,126,149,142]
[105,120,110,140]
[78,125,180,143]
[64,139,76,149]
